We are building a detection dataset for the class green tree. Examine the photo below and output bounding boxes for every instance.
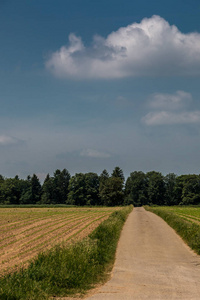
[125,171,148,206]
[41,174,54,204]
[146,171,165,205]
[68,173,87,206]
[0,176,26,205]
[100,177,124,206]
[52,169,71,204]
[31,174,42,203]
[20,174,41,204]
[99,169,109,205]
[99,167,125,206]
[179,174,200,205]
[0,175,5,204]
[111,166,125,183]
[67,172,99,206]
[164,173,178,205]
[84,173,100,205]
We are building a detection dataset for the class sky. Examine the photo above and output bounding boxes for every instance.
[1,0,200,181]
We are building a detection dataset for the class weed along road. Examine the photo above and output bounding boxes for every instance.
[86,207,200,300]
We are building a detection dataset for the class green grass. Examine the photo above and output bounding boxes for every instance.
[0,205,133,300]
[145,206,200,255]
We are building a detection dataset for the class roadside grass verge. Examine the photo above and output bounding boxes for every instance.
[0,205,133,300]
[144,206,200,255]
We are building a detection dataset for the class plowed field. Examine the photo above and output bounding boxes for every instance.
[0,207,120,275]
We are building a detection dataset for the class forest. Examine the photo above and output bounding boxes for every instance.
[0,167,200,206]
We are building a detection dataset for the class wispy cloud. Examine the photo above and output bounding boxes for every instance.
[143,91,200,125]
[143,111,200,125]
[80,148,111,158]
[46,15,200,79]
[0,135,22,146]
[148,90,192,110]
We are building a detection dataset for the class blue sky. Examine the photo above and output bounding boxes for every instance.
[1,0,200,180]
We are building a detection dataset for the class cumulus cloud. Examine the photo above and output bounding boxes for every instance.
[46,15,200,79]
[143,91,200,125]
[80,148,110,158]
[0,135,21,146]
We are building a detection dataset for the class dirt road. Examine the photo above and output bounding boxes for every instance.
[86,207,200,300]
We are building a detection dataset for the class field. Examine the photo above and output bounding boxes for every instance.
[0,206,120,275]
[0,206,133,299]
[147,206,200,224]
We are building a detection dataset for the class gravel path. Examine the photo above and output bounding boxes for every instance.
[86,207,200,300]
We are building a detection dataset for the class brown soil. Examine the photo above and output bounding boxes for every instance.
[0,208,111,275]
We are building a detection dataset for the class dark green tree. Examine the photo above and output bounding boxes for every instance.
[20,174,41,204]
[41,174,54,204]
[99,169,109,205]
[84,173,100,205]
[52,169,71,204]
[0,176,26,205]
[100,177,124,206]
[0,175,5,204]
[31,174,42,203]
[146,171,165,205]
[67,173,87,206]
[125,171,148,206]
[179,174,200,205]
[111,166,125,183]
[67,172,99,206]
[164,173,178,205]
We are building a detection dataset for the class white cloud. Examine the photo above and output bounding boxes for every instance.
[142,111,200,125]
[149,91,192,110]
[46,15,200,79]
[0,135,20,146]
[143,90,200,125]
[80,148,111,158]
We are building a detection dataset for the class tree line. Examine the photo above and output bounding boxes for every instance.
[0,168,200,206]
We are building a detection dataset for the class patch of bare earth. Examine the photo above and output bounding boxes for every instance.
[0,208,111,275]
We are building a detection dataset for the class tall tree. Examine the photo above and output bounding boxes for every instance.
[0,175,5,204]
[146,171,165,205]
[179,174,200,205]
[67,172,99,206]
[67,173,87,206]
[31,174,42,203]
[53,169,71,204]
[164,173,178,205]
[0,176,26,205]
[41,174,54,204]
[111,166,125,183]
[125,171,148,206]
[99,169,109,205]
[20,174,41,204]
[84,173,100,206]
[100,177,124,206]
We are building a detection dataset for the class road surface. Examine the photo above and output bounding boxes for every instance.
[86,207,200,300]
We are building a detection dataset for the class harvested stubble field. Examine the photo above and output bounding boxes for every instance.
[0,206,120,275]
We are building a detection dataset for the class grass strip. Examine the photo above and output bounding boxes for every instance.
[144,206,200,255]
[0,205,133,300]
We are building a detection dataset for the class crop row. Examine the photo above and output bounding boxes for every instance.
[0,207,118,274]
